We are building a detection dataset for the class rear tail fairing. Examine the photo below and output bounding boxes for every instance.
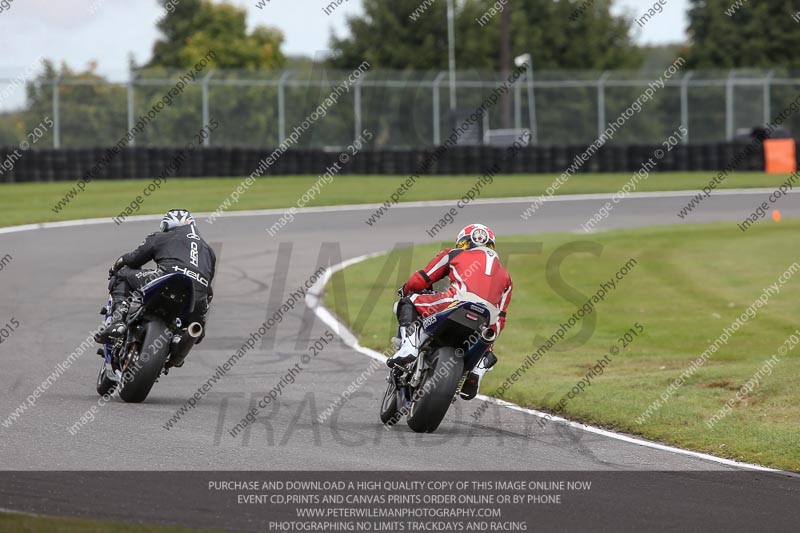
[134,273,196,326]
[420,302,491,371]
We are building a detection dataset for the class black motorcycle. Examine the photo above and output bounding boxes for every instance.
[380,300,496,433]
[96,272,203,403]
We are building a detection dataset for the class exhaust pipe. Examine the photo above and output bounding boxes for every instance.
[168,322,203,368]
[479,326,496,346]
[186,322,203,338]
[462,325,496,363]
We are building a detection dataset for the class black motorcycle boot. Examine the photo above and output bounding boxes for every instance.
[459,352,497,400]
[94,297,129,343]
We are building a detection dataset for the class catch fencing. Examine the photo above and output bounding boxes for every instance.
[1,67,799,149]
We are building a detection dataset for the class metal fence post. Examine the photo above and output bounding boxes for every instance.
[764,70,775,125]
[354,75,363,141]
[680,71,693,144]
[433,71,446,145]
[725,71,735,140]
[127,74,135,147]
[514,81,522,130]
[52,76,60,148]
[597,71,610,140]
[527,66,537,144]
[201,71,215,146]
[278,71,291,142]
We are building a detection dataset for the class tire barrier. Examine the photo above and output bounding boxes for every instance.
[0,142,795,183]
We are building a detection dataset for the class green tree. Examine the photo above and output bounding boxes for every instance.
[686,0,800,68]
[16,60,127,148]
[149,0,285,69]
[329,0,642,71]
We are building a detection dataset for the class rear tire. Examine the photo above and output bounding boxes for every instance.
[407,347,464,433]
[96,360,117,397]
[119,319,170,403]
[379,379,400,426]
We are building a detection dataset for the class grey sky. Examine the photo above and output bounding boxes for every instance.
[0,0,689,108]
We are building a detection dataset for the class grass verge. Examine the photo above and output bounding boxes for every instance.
[323,220,800,471]
[0,512,223,533]
[0,172,788,228]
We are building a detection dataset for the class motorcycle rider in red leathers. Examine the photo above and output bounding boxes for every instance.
[387,224,513,399]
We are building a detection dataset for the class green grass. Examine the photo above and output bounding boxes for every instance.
[323,219,800,471]
[0,512,223,533]
[0,172,788,228]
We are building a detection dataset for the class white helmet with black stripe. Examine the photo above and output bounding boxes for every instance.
[160,209,195,232]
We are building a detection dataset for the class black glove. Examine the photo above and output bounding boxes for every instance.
[108,257,125,279]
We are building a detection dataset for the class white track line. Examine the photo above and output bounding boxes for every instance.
[305,251,799,478]
[2,192,797,476]
[1,187,795,235]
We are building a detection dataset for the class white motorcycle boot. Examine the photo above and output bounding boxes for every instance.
[387,326,423,368]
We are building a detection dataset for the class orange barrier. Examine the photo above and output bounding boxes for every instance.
[764,139,797,173]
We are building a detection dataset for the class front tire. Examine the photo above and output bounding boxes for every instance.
[119,319,170,403]
[406,347,464,433]
[379,379,400,426]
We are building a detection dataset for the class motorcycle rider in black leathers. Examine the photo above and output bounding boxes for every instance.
[95,209,216,352]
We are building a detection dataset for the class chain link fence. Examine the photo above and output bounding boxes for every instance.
[1,67,799,149]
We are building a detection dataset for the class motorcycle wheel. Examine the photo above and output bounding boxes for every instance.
[379,379,400,426]
[119,319,170,403]
[406,346,464,433]
[95,360,117,397]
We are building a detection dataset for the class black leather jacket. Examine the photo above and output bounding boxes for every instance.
[120,225,216,301]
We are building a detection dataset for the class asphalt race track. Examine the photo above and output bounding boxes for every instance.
[1,189,799,532]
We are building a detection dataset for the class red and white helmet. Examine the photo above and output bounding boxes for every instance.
[456,224,495,250]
